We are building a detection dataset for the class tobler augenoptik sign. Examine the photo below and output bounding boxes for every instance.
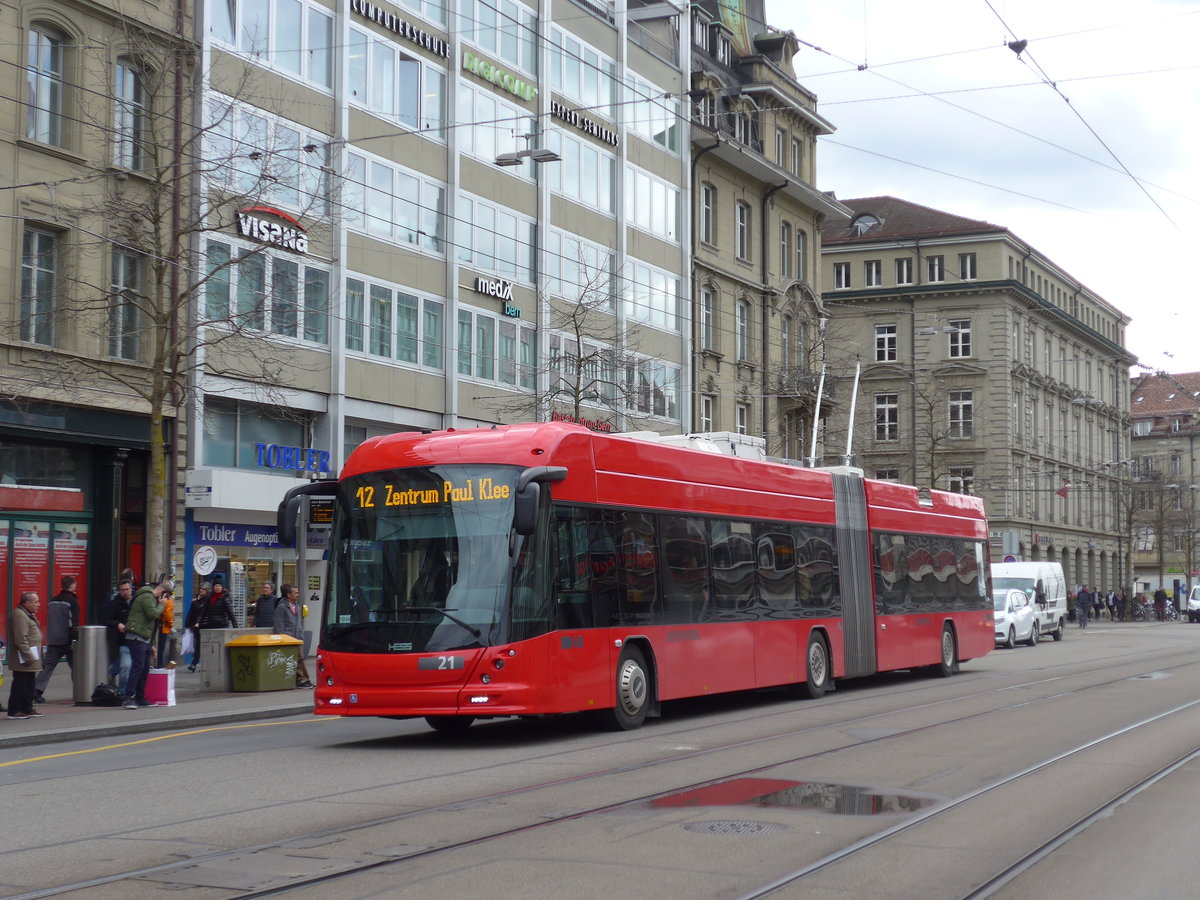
[236,206,308,254]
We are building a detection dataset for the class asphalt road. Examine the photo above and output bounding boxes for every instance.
[2,620,1198,900]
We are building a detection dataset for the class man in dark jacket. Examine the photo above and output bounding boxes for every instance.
[273,584,313,688]
[252,582,277,630]
[34,575,80,703]
[105,578,134,696]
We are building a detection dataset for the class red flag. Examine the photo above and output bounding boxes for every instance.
[1056,483,1070,499]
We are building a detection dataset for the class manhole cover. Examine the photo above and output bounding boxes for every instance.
[682,820,788,836]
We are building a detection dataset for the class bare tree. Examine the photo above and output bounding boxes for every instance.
[8,25,334,579]
[476,243,656,430]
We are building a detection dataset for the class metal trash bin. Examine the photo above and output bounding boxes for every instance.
[72,625,110,705]
[226,634,302,692]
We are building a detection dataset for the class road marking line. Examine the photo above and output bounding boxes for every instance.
[0,718,337,768]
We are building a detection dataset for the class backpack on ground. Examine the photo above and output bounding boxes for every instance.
[91,683,124,707]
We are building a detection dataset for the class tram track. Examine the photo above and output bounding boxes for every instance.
[8,641,1200,900]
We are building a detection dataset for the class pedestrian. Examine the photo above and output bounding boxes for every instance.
[1077,586,1093,628]
[252,581,277,629]
[273,584,314,688]
[205,581,238,629]
[1067,591,1077,623]
[157,586,177,669]
[1154,586,1168,622]
[123,578,170,709]
[1115,590,1126,622]
[185,581,210,672]
[104,578,134,696]
[6,591,45,719]
[34,575,80,703]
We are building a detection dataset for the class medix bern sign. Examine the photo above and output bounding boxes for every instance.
[237,207,308,254]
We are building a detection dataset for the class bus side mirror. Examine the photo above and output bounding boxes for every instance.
[513,466,568,535]
[514,482,540,535]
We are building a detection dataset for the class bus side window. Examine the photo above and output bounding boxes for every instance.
[661,514,710,625]
[615,510,661,624]
[552,506,593,629]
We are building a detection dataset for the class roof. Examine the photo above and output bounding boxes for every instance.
[1129,372,1200,419]
[820,196,1006,245]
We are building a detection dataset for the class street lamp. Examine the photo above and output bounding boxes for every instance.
[494,133,560,167]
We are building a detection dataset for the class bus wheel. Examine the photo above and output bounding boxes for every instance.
[936,626,957,677]
[802,633,829,699]
[425,716,475,733]
[606,646,650,731]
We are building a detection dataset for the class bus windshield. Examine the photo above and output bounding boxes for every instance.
[324,464,528,653]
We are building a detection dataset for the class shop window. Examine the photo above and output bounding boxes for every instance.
[202,397,308,473]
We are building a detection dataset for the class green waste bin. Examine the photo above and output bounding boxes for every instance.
[226,634,303,691]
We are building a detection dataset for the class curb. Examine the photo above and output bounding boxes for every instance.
[0,704,314,751]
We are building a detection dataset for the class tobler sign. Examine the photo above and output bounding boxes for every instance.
[237,206,308,254]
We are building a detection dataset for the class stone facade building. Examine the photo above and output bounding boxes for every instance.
[820,196,1135,586]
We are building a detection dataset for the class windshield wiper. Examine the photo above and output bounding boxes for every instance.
[405,606,482,638]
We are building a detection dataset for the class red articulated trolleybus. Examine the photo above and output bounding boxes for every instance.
[277,422,992,732]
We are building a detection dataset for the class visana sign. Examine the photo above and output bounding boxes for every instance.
[462,50,537,102]
[237,207,308,254]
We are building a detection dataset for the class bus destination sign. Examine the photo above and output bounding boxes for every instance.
[354,477,510,509]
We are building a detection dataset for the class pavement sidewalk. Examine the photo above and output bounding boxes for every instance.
[0,664,314,751]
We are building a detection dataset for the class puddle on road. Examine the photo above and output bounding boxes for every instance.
[651,777,938,816]
[1133,671,1171,680]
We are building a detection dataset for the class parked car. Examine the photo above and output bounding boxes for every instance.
[994,588,1038,648]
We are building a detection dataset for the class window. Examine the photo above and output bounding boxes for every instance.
[626,73,680,153]
[948,318,972,357]
[875,468,900,481]
[345,151,446,253]
[206,97,329,214]
[625,166,681,243]
[775,128,785,164]
[735,202,751,260]
[692,11,710,47]
[715,31,732,65]
[456,195,536,284]
[700,395,714,432]
[948,466,975,494]
[26,26,64,145]
[895,257,913,285]
[700,286,715,351]
[543,230,611,304]
[833,262,851,289]
[790,138,801,176]
[624,259,681,332]
[114,60,146,169]
[959,252,977,280]
[455,304,536,387]
[625,358,680,420]
[927,255,945,282]
[949,390,974,438]
[20,227,57,345]
[202,397,308,472]
[796,229,806,280]
[780,223,792,278]
[550,26,619,119]
[215,0,334,90]
[349,27,445,132]
[735,402,749,434]
[204,240,329,343]
[735,300,750,361]
[694,91,716,129]
[466,0,537,74]
[346,278,443,368]
[542,128,616,214]
[875,323,897,362]
[781,315,793,367]
[109,251,141,360]
[875,394,898,442]
[699,184,715,244]
[864,259,881,287]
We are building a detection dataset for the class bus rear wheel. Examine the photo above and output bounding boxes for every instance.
[802,633,830,699]
[935,625,957,677]
[424,716,475,733]
[606,646,650,731]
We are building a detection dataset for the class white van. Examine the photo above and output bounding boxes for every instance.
[990,562,1067,641]
[1187,585,1200,623]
